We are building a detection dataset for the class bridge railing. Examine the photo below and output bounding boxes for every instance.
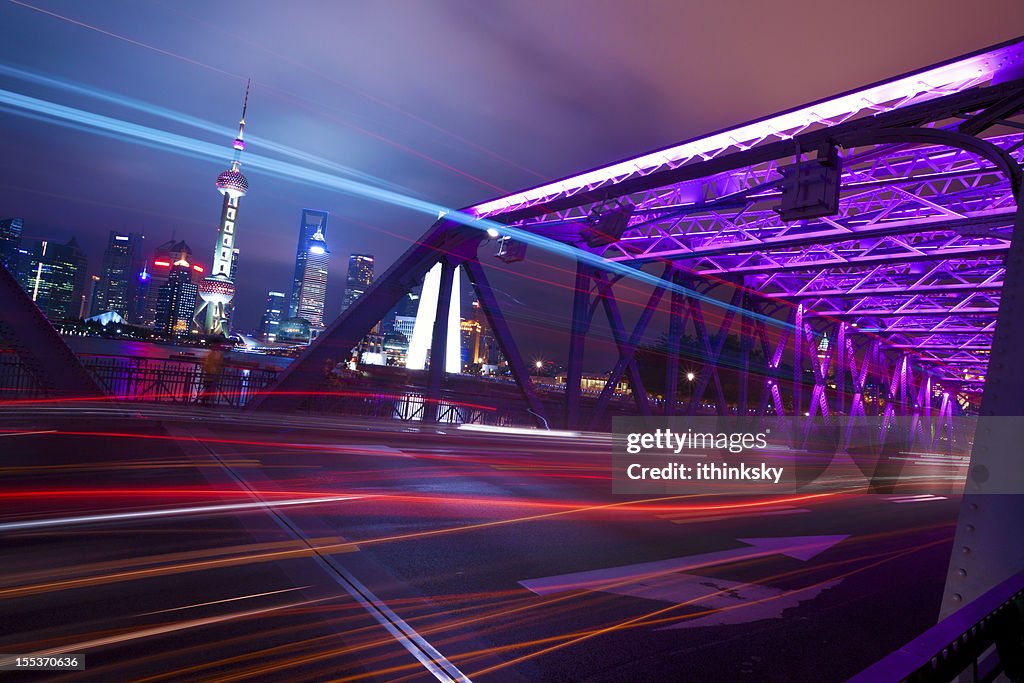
[0,349,280,408]
[0,350,539,426]
[848,569,1024,682]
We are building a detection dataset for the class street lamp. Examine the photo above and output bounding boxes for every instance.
[686,371,695,382]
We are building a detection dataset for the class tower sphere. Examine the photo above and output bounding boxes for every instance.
[216,169,249,198]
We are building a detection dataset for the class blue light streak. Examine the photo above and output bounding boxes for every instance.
[0,85,793,331]
[0,63,410,195]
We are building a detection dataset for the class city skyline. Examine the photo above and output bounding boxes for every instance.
[2,2,1020,342]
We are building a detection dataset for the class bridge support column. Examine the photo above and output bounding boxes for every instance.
[425,258,456,423]
[566,262,594,429]
[942,201,1024,618]
[462,258,548,428]
[664,270,685,417]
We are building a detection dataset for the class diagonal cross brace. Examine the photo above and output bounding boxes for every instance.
[587,269,667,427]
[462,258,549,427]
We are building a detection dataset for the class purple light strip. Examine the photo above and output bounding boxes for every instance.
[469,39,1024,219]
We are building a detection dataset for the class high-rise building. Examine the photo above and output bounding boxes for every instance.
[91,231,145,320]
[196,82,251,337]
[296,228,329,331]
[87,274,102,318]
[155,263,198,337]
[138,239,198,328]
[257,291,286,342]
[0,218,23,272]
[471,298,502,373]
[288,209,330,319]
[381,292,417,334]
[341,254,374,313]
[287,209,330,332]
[14,237,88,321]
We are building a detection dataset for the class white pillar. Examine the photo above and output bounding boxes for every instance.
[406,263,440,371]
[446,266,461,374]
[406,262,463,373]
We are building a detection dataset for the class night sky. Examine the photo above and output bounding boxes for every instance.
[1,0,1023,346]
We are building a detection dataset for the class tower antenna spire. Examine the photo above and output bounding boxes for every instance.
[230,79,250,168]
[240,78,250,123]
[199,80,251,338]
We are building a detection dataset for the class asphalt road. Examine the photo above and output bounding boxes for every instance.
[0,404,960,682]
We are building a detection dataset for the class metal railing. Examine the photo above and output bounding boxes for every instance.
[0,350,279,408]
[0,351,536,426]
[84,355,279,408]
[303,378,525,426]
[849,570,1024,682]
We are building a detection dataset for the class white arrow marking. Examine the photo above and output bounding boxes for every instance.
[519,535,848,596]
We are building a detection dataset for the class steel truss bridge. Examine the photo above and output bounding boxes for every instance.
[3,36,1024,666]
[255,38,1024,433]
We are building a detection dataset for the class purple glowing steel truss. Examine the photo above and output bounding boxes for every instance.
[261,37,1024,426]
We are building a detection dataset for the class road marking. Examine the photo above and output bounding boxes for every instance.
[520,535,848,596]
[180,427,472,683]
[587,570,841,629]
[889,495,948,503]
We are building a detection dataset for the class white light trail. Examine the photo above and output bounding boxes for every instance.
[457,424,581,438]
[0,495,363,532]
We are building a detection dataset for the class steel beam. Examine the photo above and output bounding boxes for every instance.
[0,263,105,399]
[664,270,686,416]
[566,262,595,429]
[462,258,549,428]
[942,203,1024,618]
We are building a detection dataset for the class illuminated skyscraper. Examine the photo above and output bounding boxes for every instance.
[196,81,250,337]
[257,290,286,342]
[341,254,374,313]
[14,237,88,321]
[92,231,145,319]
[138,240,200,328]
[288,209,330,319]
[0,218,23,271]
[155,263,198,337]
[294,226,330,331]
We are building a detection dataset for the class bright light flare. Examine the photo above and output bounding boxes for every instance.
[458,424,581,438]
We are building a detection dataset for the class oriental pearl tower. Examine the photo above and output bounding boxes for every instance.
[197,80,250,337]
